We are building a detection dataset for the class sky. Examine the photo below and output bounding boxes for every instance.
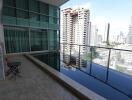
[61,0,132,40]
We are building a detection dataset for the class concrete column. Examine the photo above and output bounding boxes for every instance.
[0,0,5,54]
[0,0,3,42]
[0,0,2,23]
[0,0,5,80]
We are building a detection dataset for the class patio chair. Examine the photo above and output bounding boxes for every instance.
[6,58,21,78]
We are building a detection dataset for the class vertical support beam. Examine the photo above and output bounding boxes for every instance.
[48,29,50,51]
[78,45,81,69]
[62,43,64,62]
[69,44,71,65]
[0,0,6,54]
[59,7,60,51]
[58,7,61,71]
[89,47,93,75]
[106,49,111,82]
[0,46,5,80]
[58,51,60,72]
[0,0,5,80]
[13,0,17,24]
[0,0,2,24]
[29,28,31,52]
[88,22,91,46]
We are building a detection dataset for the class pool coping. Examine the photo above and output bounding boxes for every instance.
[25,54,106,100]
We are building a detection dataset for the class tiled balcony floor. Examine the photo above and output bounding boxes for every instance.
[0,56,80,100]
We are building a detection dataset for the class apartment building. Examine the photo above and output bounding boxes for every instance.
[61,8,90,66]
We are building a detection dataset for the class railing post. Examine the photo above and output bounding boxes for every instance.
[89,46,93,75]
[78,45,81,69]
[106,49,111,82]
[63,43,65,62]
[29,28,31,52]
[58,51,61,72]
[69,44,71,64]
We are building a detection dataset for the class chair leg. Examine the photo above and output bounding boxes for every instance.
[6,69,12,76]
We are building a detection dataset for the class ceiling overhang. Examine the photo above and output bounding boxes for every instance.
[38,0,69,6]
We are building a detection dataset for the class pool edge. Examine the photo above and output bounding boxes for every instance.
[24,54,106,100]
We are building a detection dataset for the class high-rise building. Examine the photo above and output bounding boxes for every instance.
[61,8,73,64]
[61,8,90,66]
[117,31,126,44]
[97,34,103,46]
[90,25,98,46]
[127,17,132,44]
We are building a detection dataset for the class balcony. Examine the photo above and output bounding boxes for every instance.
[0,55,82,100]
[0,54,105,100]
[0,43,132,100]
[29,43,132,100]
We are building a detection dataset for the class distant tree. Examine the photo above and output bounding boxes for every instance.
[116,65,127,72]
[84,47,98,61]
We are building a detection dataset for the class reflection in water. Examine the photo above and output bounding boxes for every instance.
[33,52,60,71]
[32,52,132,100]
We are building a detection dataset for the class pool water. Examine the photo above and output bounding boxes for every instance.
[32,52,132,100]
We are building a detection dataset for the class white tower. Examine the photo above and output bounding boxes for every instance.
[127,17,132,44]
[61,8,90,67]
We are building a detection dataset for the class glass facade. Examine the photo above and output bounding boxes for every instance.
[4,27,30,53]
[2,0,60,53]
[30,29,48,51]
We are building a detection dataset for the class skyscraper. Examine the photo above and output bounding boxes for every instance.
[90,25,98,46]
[61,8,90,66]
[127,17,132,44]
[117,31,126,44]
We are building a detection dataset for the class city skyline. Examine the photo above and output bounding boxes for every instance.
[61,0,132,40]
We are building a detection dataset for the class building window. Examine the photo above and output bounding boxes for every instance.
[4,27,30,53]
[16,9,29,26]
[40,15,49,28]
[48,30,58,50]
[40,3,49,15]
[49,5,59,17]
[2,7,16,25]
[40,15,49,23]
[3,7,16,17]
[16,0,28,10]
[3,0,15,7]
[29,0,39,12]
[29,12,40,27]
[30,29,48,51]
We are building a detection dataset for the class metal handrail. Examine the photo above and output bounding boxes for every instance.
[60,42,132,98]
[60,42,132,52]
